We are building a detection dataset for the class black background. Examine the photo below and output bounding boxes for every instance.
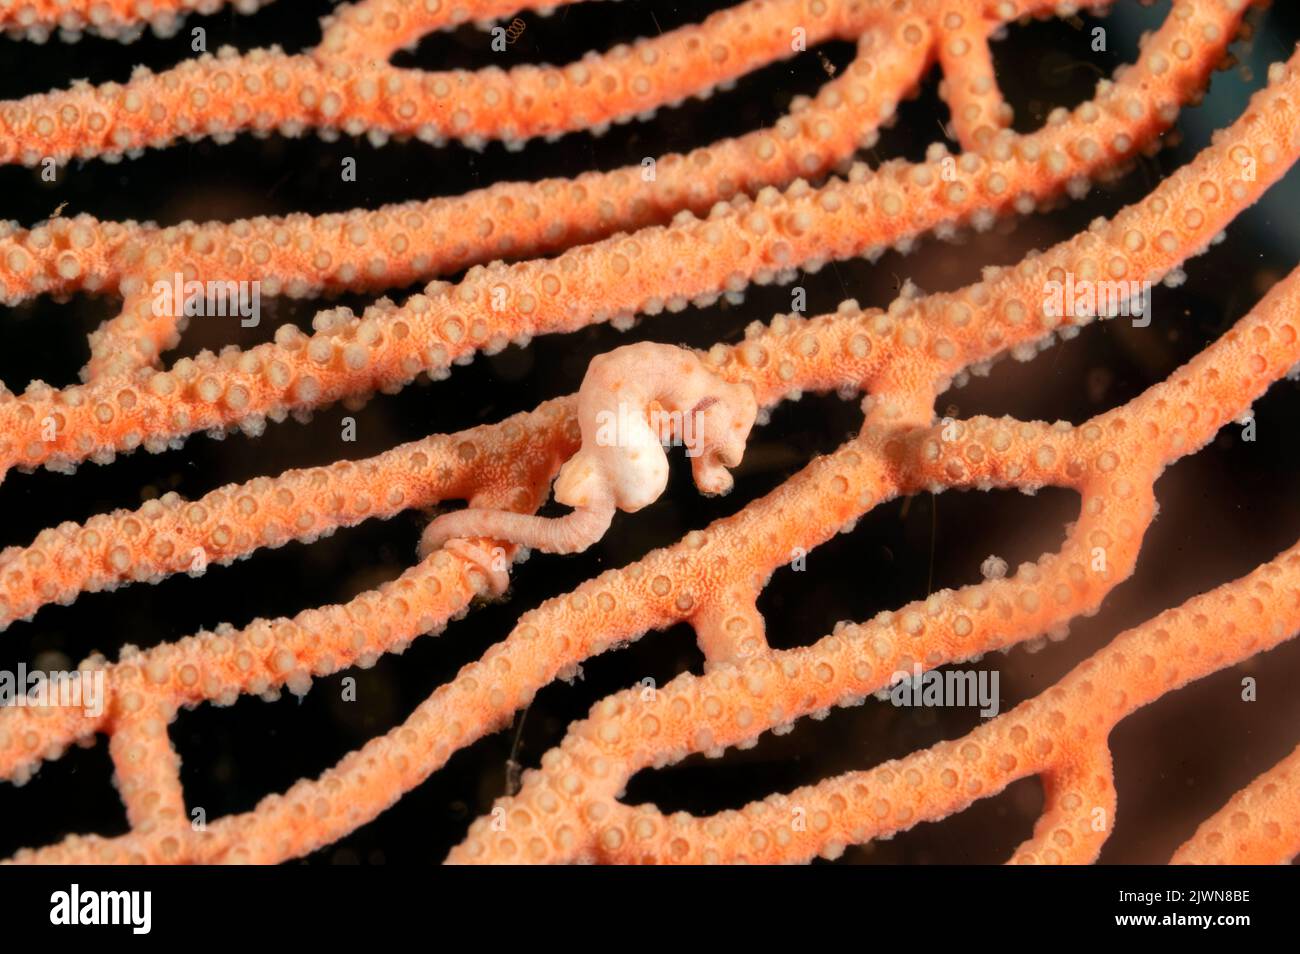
[1,0,1299,864]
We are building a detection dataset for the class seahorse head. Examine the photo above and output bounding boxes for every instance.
[688,380,758,496]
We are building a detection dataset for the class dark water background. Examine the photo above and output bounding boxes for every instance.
[1,0,1299,863]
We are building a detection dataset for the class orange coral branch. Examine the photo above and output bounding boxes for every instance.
[0,0,251,42]
[1173,744,1300,864]
[935,11,1012,149]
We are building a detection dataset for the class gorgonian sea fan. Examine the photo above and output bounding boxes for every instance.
[0,0,1298,865]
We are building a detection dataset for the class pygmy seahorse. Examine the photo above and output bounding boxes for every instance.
[420,342,759,588]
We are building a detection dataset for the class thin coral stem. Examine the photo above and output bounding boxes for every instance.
[0,0,249,41]
[1172,743,1300,864]
[0,215,143,306]
[316,0,574,66]
[935,11,1011,149]
[108,698,187,839]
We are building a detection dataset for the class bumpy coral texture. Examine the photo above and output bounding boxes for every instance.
[1,0,1298,864]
